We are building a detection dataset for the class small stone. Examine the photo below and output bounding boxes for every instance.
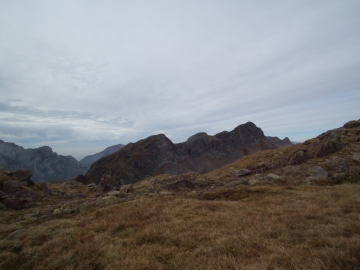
[301,179,312,186]
[53,208,61,215]
[234,169,252,177]
[267,174,283,180]
[102,196,117,204]
[248,179,259,185]
[120,184,134,193]
[159,191,174,195]
[107,191,121,197]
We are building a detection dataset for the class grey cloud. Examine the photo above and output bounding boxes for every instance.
[0,1,359,158]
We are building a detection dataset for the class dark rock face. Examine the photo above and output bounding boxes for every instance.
[266,136,293,148]
[0,169,51,210]
[96,174,120,196]
[86,122,278,184]
[0,141,87,182]
[343,120,360,129]
[79,144,125,166]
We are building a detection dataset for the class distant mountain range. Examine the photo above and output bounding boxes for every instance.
[0,122,292,183]
[79,144,125,166]
[0,140,87,182]
[266,136,292,148]
[85,122,293,184]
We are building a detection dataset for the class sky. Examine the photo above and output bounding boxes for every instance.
[0,0,359,160]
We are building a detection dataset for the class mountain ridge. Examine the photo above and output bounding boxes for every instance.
[79,144,125,166]
[85,121,280,184]
[0,141,87,182]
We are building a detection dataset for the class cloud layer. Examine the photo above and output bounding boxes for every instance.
[1,1,359,159]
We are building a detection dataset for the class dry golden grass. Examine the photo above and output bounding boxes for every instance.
[1,184,360,269]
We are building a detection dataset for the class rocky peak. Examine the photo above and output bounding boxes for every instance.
[266,136,293,148]
[85,122,279,185]
[0,140,87,182]
[186,132,209,144]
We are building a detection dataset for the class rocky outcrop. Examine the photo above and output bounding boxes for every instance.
[79,144,125,166]
[266,136,293,148]
[0,168,51,210]
[0,140,87,182]
[96,174,120,196]
[86,122,278,184]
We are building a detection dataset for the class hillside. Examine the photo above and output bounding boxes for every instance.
[85,122,278,184]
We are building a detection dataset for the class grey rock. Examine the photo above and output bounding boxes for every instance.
[352,153,360,163]
[86,183,97,191]
[102,196,117,204]
[120,184,134,193]
[266,174,283,180]
[107,190,121,197]
[328,156,349,173]
[234,169,252,176]
[306,166,328,180]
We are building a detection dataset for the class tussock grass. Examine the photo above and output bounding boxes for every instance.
[1,184,360,269]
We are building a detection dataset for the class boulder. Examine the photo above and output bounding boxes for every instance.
[120,184,134,193]
[327,156,349,173]
[96,174,120,196]
[306,166,328,180]
[86,183,97,191]
[102,196,117,204]
[234,169,252,177]
[352,153,360,163]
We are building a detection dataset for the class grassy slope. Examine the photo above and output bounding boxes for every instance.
[1,184,360,270]
[1,123,359,269]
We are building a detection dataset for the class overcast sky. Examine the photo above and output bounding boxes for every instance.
[0,1,359,159]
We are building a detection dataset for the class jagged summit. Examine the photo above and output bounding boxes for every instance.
[0,140,87,182]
